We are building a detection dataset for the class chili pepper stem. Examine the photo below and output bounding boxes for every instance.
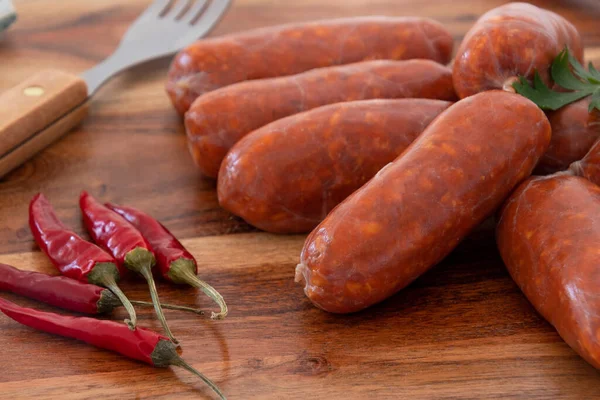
[125,247,179,344]
[97,289,124,314]
[151,339,226,399]
[169,259,228,320]
[96,290,204,315]
[130,300,205,315]
[88,262,137,329]
[173,357,227,400]
[139,265,179,345]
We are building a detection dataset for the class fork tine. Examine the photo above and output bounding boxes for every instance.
[165,0,191,19]
[183,0,208,24]
[140,0,171,19]
[176,0,230,46]
[191,0,231,31]
[176,0,230,47]
[201,0,232,23]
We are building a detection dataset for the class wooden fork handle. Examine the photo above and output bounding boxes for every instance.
[0,69,88,176]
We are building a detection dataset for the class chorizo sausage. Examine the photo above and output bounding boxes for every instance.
[496,173,600,369]
[542,99,600,175]
[218,99,452,233]
[452,2,583,99]
[186,59,456,178]
[569,139,600,186]
[295,91,551,314]
[167,17,454,114]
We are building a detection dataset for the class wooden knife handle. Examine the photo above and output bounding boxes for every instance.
[0,69,88,160]
[0,103,89,178]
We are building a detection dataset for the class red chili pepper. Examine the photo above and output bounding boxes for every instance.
[79,191,178,344]
[0,263,205,316]
[0,296,226,399]
[107,203,228,319]
[29,193,137,328]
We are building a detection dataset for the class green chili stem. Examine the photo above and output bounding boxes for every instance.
[130,300,205,315]
[172,357,227,400]
[104,281,137,330]
[124,247,178,343]
[169,259,228,320]
[138,265,179,345]
[89,262,137,329]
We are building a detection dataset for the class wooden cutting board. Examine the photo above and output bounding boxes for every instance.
[0,230,599,399]
[0,0,599,399]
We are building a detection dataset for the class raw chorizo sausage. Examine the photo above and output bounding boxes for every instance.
[570,138,600,185]
[496,173,600,369]
[537,98,600,174]
[452,2,583,99]
[218,99,452,233]
[167,17,454,114]
[295,91,550,313]
[186,59,456,178]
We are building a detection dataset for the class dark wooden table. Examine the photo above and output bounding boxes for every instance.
[1,0,599,398]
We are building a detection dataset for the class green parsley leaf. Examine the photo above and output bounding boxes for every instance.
[588,63,600,84]
[567,51,600,85]
[513,47,600,112]
[513,71,593,110]
[590,89,600,113]
[552,49,589,90]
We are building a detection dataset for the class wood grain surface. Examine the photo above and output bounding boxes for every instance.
[0,0,599,399]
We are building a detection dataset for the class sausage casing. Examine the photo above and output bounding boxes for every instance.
[496,174,600,369]
[295,91,551,313]
[537,98,600,174]
[562,107,600,183]
[452,2,583,99]
[218,99,452,233]
[167,17,454,114]
[186,59,456,178]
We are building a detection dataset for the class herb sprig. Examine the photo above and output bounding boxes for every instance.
[513,48,600,112]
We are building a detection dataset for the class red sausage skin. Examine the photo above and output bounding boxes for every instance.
[167,17,454,114]
[453,2,583,99]
[218,99,452,233]
[497,174,600,369]
[186,59,456,178]
[537,98,600,174]
[563,108,600,184]
[296,91,551,314]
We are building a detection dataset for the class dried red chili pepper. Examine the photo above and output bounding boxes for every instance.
[0,296,226,399]
[0,263,204,315]
[79,191,178,343]
[107,203,228,319]
[1,262,120,314]
[29,193,137,328]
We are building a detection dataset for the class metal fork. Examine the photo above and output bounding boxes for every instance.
[0,0,231,178]
[83,0,231,94]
